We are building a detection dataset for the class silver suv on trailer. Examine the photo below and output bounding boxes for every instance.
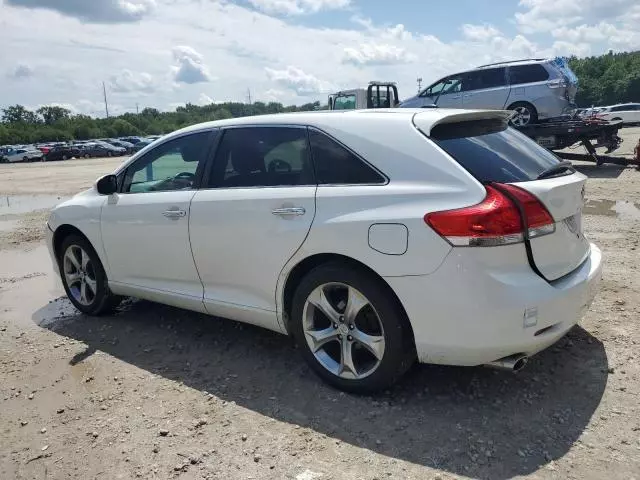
[401,58,578,126]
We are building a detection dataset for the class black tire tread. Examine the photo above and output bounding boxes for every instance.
[58,234,121,316]
[290,262,415,393]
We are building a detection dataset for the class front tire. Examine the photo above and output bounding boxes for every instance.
[58,235,120,315]
[508,102,538,127]
[291,263,415,393]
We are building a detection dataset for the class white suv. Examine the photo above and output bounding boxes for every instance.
[47,109,602,392]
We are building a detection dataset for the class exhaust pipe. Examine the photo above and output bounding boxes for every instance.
[485,354,529,372]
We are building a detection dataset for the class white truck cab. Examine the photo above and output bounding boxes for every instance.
[328,82,399,110]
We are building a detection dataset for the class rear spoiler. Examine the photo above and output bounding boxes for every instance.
[413,110,512,136]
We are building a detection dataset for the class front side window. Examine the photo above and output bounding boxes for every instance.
[123,131,211,193]
[309,129,385,185]
[333,95,357,110]
[421,76,463,97]
[207,127,314,188]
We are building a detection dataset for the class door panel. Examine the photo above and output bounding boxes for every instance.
[189,187,316,329]
[190,126,317,332]
[101,191,205,310]
[461,67,510,109]
[100,130,214,311]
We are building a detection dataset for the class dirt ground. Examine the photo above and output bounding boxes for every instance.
[1,131,640,480]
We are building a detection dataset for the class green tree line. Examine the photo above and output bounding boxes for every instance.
[568,50,640,107]
[0,101,321,145]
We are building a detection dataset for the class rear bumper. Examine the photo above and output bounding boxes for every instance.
[385,243,603,366]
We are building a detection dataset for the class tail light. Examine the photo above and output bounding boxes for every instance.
[425,184,555,247]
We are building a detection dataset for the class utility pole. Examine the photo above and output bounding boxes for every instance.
[417,77,423,93]
[102,81,109,118]
[246,88,252,105]
[136,103,139,115]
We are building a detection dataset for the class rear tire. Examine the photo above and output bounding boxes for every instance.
[62,154,68,161]
[290,263,415,393]
[58,234,121,315]
[508,102,538,127]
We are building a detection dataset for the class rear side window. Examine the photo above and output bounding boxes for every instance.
[309,130,385,185]
[431,120,563,183]
[509,64,549,85]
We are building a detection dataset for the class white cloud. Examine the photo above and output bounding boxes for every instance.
[265,66,334,95]
[262,89,287,102]
[171,46,213,84]
[5,0,156,23]
[197,93,214,105]
[1,0,638,115]
[109,69,156,93]
[343,44,415,66]
[515,0,639,33]
[247,0,349,15]
[461,24,501,41]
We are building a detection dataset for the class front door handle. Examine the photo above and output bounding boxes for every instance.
[163,209,186,219]
[272,207,306,217]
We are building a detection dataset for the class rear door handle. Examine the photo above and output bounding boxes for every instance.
[450,95,461,99]
[163,209,186,219]
[271,207,306,217]
[463,94,473,98]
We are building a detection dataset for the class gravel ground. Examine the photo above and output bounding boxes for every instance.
[1,131,640,480]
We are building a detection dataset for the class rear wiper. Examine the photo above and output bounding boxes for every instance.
[537,160,574,180]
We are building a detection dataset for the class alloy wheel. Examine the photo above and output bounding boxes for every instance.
[63,245,97,306]
[302,282,385,380]
[511,106,532,126]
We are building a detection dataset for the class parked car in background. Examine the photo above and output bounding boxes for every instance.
[105,139,134,153]
[46,109,602,392]
[1,147,44,163]
[43,145,80,161]
[119,136,143,144]
[401,57,578,126]
[597,103,640,126]
[130,140,153,152]
[78,142,126,158]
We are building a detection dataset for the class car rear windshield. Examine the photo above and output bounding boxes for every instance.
[430,119,564,183]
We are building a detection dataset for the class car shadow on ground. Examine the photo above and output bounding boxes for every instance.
[573,163,628,179]
[34,297,608,480]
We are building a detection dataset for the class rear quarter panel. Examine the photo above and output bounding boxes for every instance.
[276,113,486,318]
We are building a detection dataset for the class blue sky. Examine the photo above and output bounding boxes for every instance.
[1,0,639,115]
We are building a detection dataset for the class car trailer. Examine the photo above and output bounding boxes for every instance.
[516,118,639,168]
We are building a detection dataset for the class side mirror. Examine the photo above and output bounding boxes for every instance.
[96,174,118,195]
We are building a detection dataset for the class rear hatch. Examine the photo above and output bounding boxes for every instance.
[415,112,590,281]
[549,57,578,105]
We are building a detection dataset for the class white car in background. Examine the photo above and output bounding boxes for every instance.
[1,147,44,163]
[598,103,640,125]
[46,109,602,392]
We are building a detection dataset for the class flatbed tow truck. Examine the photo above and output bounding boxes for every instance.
[515,117,637,168]
[328,81,638,168]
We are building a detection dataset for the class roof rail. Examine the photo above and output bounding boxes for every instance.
[476,58,547,68]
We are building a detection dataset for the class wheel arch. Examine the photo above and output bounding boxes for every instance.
[53,224,94,261]
[280,253,416,346]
